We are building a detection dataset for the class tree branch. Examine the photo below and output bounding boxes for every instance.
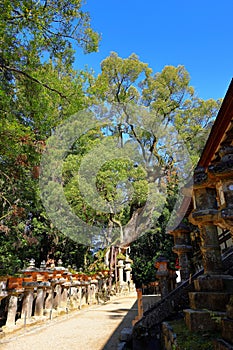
[1,64,68,99]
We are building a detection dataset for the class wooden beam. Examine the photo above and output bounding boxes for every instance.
[198,78,233,167]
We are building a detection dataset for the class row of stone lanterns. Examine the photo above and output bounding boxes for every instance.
[0,258,113,332]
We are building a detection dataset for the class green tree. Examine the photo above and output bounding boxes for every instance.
[0,0,99,274]
[84,53,221,283]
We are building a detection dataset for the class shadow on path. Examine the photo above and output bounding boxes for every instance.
[102,299,138,350]
[102,295,161,350]
[102,295,162,350]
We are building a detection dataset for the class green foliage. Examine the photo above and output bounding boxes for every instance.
[0,0,100,69]
[86,53,221,283]
[87,248,109,272]
[63,128,149,246]
[130,228,175,287]
[170,319,220,349]
[0,3,221,280]
[0,0,99,274]
[91,51,151,104]
[116,252,126,260]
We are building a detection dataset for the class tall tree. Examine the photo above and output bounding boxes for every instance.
[0,0,100,273]
[86,52,221,237]
[68,52,220,283]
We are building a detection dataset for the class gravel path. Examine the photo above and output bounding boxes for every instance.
[0,294,139,350]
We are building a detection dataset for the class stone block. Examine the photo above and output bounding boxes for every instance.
[226,304,233,319]
[120,327,132,342]
[117,341,127,350]
[214,338,233,350]
[184,309,225,332]
[194,277,224,292]
[222,318,233,344]
[189,292,230,311]
[223,278,233,293]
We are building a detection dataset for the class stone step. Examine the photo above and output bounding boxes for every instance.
[189,292,230,311]
[222,318,233,344]
[194,277,224,291]
[184,308,225,332]
[196,275,233,293]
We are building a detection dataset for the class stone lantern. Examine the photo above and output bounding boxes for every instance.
[4,278,24,329]
[124,254,132,284]
[169,223,192,281]
[184,164,233,334]
[117,258,125,286]
[20,257,38,321]
[189,166,223,275]
[155,256,169,298]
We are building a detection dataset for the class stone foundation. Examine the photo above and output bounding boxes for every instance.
[194,276,224,291]
[189,291,230,311]
[222,318,233,343]
[184,308,225,332]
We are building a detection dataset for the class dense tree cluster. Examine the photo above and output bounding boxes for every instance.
[0,1,221,283]
[0,0,99,274]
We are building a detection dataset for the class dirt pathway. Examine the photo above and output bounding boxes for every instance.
[0,294,138,350]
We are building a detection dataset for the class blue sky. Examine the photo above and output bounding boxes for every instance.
[75,0,233,101]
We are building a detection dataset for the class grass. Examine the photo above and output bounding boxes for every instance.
[169,319,221,350]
